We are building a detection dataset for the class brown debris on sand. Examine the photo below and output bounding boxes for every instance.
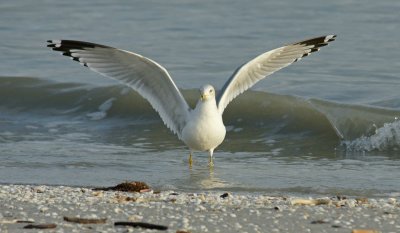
[23,223,57,229]
[93,181,150,193]
[114,221,168,230]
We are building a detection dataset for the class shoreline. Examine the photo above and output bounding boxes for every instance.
[0,184,399,232]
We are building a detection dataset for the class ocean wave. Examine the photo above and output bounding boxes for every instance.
[1,76,400,151]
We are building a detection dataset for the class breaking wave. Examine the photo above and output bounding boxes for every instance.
[342,119,400,151]
[1,76,399,152]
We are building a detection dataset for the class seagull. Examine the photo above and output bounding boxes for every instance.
[47,35,336,166]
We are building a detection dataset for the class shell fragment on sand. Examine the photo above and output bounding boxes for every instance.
[63,216,107,224]
[352,229,381,233]
[291,198,331,205]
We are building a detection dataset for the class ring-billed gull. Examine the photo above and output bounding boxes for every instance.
[47,35,336,166]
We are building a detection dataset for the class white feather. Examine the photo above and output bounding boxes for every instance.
[48,40,190,138]
[217,35,336,114]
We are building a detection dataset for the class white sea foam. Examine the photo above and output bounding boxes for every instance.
[343,119,400,151]
[86,98,116,120]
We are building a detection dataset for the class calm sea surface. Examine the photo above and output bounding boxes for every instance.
[0,0,399,196]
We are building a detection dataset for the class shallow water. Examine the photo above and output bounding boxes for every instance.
[0,0,400,197]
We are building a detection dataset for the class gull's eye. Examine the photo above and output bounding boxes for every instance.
[209,89,213,93]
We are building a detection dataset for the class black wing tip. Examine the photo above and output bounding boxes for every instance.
[296,34,337,47]
[47,39,57,48]
[328,34,337,42]
[292,35,336,62]
[324,34,337,43]
[46,39,110,52]
[46,39,110,67]
[46,39,93,67]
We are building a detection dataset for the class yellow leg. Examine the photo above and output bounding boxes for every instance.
[189,152,193,167]
[208,149,214,167]
[208,157,214,167]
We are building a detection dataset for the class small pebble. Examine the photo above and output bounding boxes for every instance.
[220,193,229,199]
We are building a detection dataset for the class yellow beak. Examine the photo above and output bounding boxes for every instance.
[201,94,208,101]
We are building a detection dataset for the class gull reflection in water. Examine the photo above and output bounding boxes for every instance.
[187,165,230,189]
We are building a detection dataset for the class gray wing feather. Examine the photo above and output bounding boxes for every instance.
[47,40,190,138]
[217,35,336,114]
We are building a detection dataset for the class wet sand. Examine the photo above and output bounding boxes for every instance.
[0,184,399,232]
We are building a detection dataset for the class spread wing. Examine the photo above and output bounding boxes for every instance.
[217,35,336,114]
[47,40,190,138]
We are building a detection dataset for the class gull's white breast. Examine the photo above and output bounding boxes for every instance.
[181,100,226,151]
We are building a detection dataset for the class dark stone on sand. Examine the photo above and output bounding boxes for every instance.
[63,216,107,224]
[93,181,150,193]
[16,220,35,223]
[310,219,329,224]
[115,221,168,230]
[23,223,57,229]
[220,193,229,199]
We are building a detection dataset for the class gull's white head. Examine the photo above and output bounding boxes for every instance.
[199,84,215,102]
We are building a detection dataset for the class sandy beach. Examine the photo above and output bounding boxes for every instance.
[0,184,399,233]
